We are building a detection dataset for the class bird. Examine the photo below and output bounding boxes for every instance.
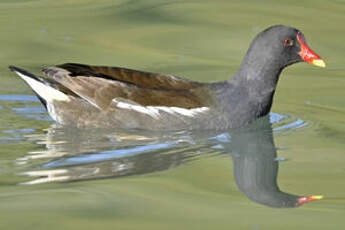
[9,25,326,130]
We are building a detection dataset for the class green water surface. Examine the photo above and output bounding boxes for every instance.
[0,0,345,229]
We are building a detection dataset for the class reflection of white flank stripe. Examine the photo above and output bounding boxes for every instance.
[15,71,70,102]
[113,99,209,119]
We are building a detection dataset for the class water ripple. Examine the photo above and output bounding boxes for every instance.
[0,95,39,102]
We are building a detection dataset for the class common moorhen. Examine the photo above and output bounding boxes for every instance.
[9,25,325,130]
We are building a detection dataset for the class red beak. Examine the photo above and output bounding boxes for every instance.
[298,195,323,206]
[297,32,326,68]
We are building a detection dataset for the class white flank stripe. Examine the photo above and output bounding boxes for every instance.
[16,72,70,102]
[115,101,160,118]
[113,99,209,119]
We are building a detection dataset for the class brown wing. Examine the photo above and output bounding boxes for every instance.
[41,64,210,110]
[56,63,201,90]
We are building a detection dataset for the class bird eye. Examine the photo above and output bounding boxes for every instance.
[283,38,293,47]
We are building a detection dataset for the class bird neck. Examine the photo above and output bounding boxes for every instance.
[218,57,284,122]
[231,53,284,95]
[230,50,284,112]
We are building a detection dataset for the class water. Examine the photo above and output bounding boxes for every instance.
[1,0,345,229]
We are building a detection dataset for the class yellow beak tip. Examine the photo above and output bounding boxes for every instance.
[312,195,324,200]
[311,59,326,68]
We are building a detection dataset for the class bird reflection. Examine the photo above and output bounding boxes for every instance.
[20,127,209,183]
[228,117,322,208]
[19,115,321,208]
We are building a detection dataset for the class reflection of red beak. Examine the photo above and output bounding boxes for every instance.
[297,32,326,68]
[298,195,323,206]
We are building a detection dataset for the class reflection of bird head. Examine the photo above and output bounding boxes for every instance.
[230,116,322,208]
[240,188,322,208]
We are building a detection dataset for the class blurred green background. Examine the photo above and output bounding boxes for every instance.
[0,0,344,229]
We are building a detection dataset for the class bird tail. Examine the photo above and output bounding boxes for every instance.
[9,66,70,109]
